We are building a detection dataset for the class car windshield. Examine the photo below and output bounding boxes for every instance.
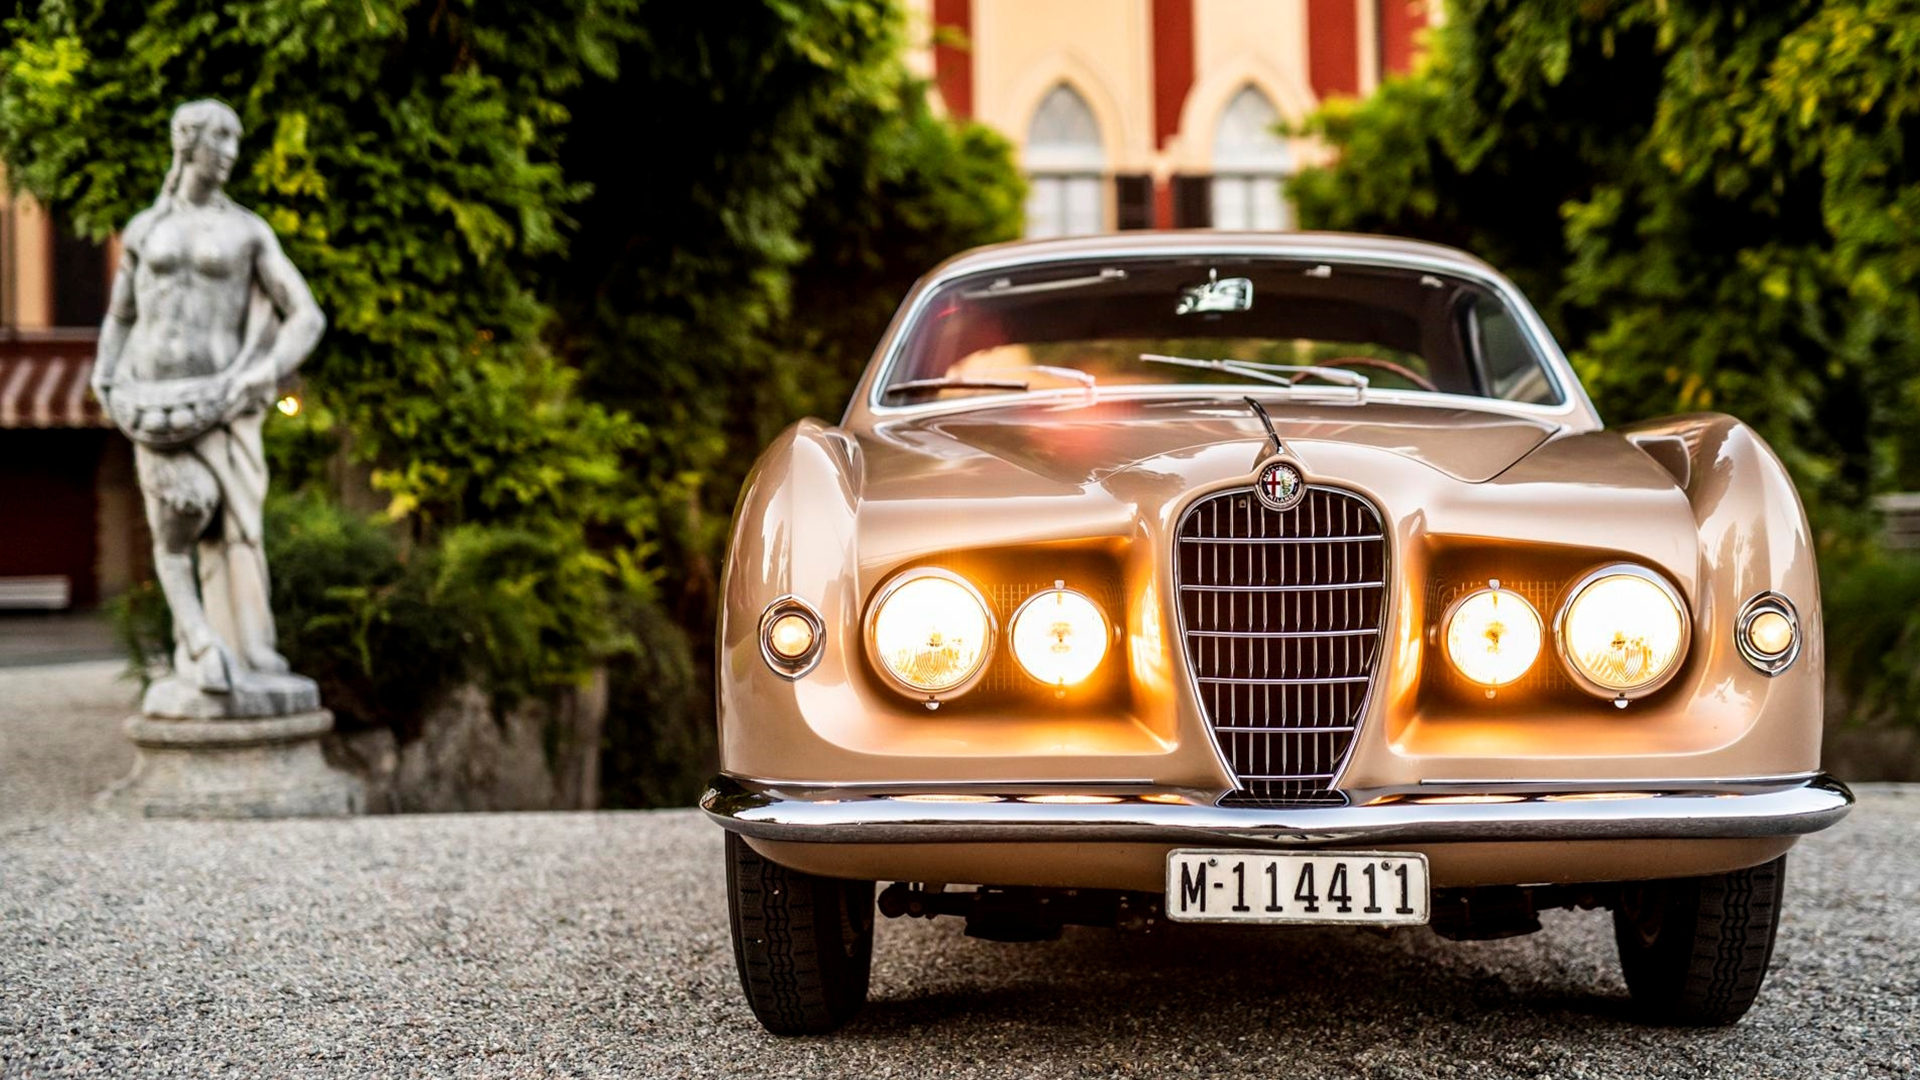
[879,257,1564,406]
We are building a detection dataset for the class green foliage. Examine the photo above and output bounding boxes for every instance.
[1,1,1026,804]
[777,85,1027,421]
[545,6,1023,804]
[263,492,464,736]
[106,580,172,687]
[599,597,715,809]
[1292,0,1920,523]
[553,7,1023,614]
[1822,550,1920,729]
[1,1,642,708]
[94,492,615,736]
[1292,0,1920,728]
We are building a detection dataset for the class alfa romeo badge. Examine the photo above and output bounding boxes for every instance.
[1255,461,1305,511]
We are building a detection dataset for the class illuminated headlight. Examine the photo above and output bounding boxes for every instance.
[1009,585,1110,688]
[866,569,994,698]
[1556,565,1689,697]
[1443,585,1543,687]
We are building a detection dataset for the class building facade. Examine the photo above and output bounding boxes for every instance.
[906,0,1432,236]
[0,166,144,609]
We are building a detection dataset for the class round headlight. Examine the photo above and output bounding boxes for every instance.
[866,569,994,697]
[1009,586,1109,688]
[1556,566,1689,697]
[1443,586,1543,687]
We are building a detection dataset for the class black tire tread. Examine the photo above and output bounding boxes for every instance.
[1614,855,1785,1026]
[726,832,873,1035]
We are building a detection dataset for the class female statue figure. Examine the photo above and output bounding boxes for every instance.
[92,99,326,707]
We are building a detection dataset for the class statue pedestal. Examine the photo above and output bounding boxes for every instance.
[97,710,363,819]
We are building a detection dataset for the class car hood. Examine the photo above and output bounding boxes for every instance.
[848,395,1690,566]
[859,395,1556,490]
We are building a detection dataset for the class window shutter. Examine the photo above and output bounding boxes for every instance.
[1113,174,1154,230]
[1172,175,1213,228]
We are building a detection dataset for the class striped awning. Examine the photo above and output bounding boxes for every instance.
[0,346,110,429]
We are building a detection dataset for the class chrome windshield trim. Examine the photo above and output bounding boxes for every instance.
[702,773,1853,848]
[854,237,1600,430]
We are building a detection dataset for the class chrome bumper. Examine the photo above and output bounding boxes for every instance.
[702,773,1854,849]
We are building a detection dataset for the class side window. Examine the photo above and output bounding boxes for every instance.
[1465,294,1561,405]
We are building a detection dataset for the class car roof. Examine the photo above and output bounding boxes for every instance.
[924,231,1507,283]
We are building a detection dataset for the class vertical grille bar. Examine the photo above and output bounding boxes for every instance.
[1175,486,1387,804]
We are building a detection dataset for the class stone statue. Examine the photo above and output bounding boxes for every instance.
[92,99,326,718]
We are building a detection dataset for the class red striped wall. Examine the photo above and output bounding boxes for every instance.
[1151,0,1195,149]
[1379,0,1429,77]
[1306,0,1361,98]
[933,0,974,118]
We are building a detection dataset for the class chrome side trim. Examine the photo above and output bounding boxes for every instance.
[1412,772,1818,791]
[701,773,1853,848]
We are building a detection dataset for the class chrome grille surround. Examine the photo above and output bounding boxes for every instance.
[1173,483,1389,804]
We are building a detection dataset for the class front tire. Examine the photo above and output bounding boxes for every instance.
[725,831,874,1035]
[1612,855,1786,1025]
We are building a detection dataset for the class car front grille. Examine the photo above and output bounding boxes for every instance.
[1174,485,1387,802]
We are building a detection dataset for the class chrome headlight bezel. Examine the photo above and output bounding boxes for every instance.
[863,567,998,701]
[1553,563,1692,700]
[1735,591,1801,676]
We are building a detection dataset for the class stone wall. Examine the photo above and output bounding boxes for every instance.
[325,669,606,812]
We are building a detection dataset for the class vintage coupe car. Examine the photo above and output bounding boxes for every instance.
[704,232,1852,1034]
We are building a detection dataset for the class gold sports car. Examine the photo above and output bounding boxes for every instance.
[704,232,1852,1034]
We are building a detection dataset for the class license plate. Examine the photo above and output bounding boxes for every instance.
[1165,850,1430,925]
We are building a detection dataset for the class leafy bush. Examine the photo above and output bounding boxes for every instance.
[1822,550,1920,730]
[1292,0,1920,524]
[2,1,1025,805]
[1291,0,1920,726]
[599,598,714,810]
[106,580,172,687]
[264,493,465,738]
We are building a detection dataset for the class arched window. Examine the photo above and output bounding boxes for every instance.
[1024,84,1105,238]
[1210,86,1292,231]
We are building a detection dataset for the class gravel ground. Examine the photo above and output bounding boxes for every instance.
[2,663,1916,1079]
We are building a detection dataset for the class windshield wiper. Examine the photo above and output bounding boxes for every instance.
[1139,353,1369,400]
[959,268,1128,299]
[1023,365,1097,389]
[883,367,1098,401]
[882,377,1029,399]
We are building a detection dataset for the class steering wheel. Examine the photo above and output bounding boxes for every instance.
[1304,356,1440,393]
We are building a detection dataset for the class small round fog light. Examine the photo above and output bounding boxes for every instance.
[767,614,816,660]
[1735,593,1800,676]
[759,597,825,679]
[1746,611,1793,657]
